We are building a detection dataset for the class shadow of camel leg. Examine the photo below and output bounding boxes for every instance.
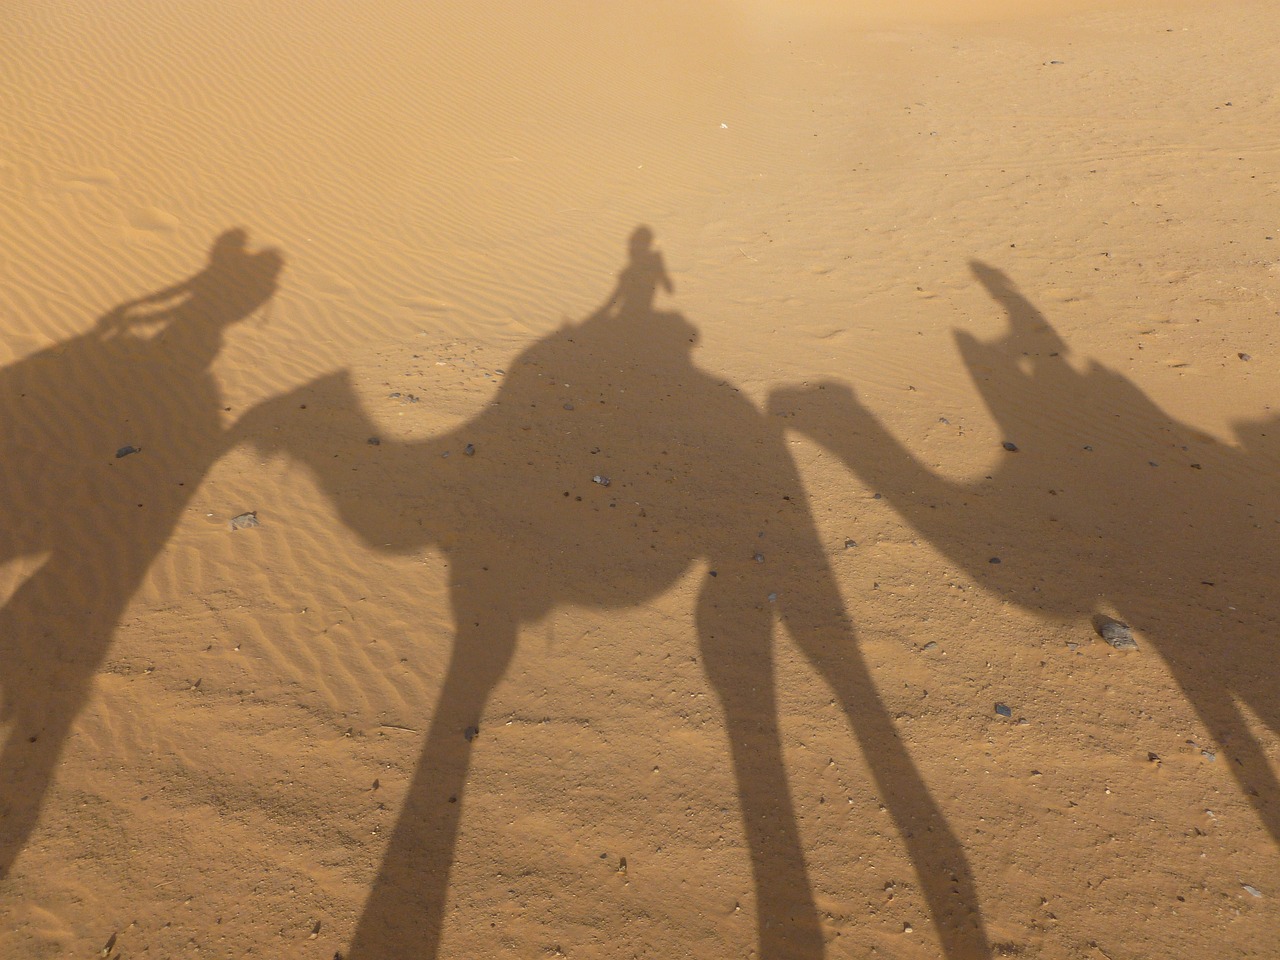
[781,563,991,960]
[347,588,517,960]
[697,572,825,960]
[0,560,100,878]
[1183,676,1280,849]
[0,691,85,879]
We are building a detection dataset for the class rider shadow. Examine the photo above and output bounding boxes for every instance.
[772,260,1280,859]
[0,229,282,877]
[245,228,992,959]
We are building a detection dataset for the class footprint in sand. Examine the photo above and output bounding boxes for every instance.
[60,167,119,192]
[126,205,180,232]
[316,272,357,298]
[397,295,454,314]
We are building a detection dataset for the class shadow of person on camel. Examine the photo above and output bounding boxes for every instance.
[0,229,283,877]
[242,228,992,960]
[771,260,1280,860]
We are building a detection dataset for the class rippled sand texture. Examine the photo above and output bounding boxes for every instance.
[3,1,1279,958]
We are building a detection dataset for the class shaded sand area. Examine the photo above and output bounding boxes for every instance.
[3,1,1279,957]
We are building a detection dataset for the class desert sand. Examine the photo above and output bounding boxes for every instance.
[3,1,1279,957]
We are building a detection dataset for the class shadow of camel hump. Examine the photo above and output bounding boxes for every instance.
[0,229,283,876]
[245,228,992,959]
[771,260,1280,855]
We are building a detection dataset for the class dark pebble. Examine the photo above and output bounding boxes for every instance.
[1098,619,1138,651]
[989,557,1001,564]
[464,443,475,456]
[1239,353,1252,361]
[464,725,479,742]
[995,703,1013,718]
[116,445,140,458]
[367,437,380,445]
[1002,441,1019,452]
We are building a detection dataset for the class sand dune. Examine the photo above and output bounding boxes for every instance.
[3,1,1279,957]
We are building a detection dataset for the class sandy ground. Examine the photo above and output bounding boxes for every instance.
[3,1,1279,957]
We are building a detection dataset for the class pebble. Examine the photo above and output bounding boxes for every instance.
[464,443,475,456]
[753,552,764,563]
[844,538,857,549]
[1239,353,1252,361]
[367,437,380,445]
[995,703,1013,718]
[464,725,479,742]
[592,475,611,486]
[228,511,259,531]
[1243,884,1263,898]
[922,641,938,652]
[1002,441,1019,452]
[116,444,140,458]
[1098,619,1138,651]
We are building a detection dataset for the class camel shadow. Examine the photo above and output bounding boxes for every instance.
[0,229,283,877]
[772,260,1280,857]
[244,228,992,959]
